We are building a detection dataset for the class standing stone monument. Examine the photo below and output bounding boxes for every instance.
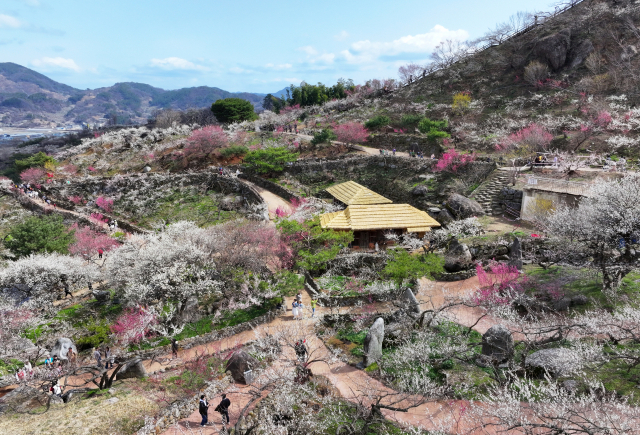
[363,318,384,367]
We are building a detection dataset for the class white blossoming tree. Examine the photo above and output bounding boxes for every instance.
[104,221,221,334]
[544,175,640,292]
[0,253,100,304]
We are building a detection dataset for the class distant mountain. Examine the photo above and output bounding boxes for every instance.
[0,62,283,127]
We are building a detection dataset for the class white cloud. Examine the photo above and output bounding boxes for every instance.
[334,30,349,41]
[0,14,22,28]
[32,57,80,71]
[149,57,207,71]
[342,25,469,64]
[298,46,335,64]
[265,63,292,70]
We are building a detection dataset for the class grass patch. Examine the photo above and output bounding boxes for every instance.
[119,189,242,229]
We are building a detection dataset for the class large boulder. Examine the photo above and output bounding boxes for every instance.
[568,39,594,68]
[535,29,571,70]
[411,185,429,196]
[50,338,78,362]
[480,325,514,365]
[434,208,455,226]
[525,348,579,378]
[0,386,48,414]
[444,239,473,272]
[363,318,384,367]
[446,194,485,219]
[225,350,258,384]
[116,358,148,380]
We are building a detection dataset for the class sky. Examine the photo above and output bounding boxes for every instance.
[1,0,548,93]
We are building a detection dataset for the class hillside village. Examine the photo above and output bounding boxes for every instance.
[1,0,640,434]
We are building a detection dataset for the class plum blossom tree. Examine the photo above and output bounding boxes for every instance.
[498,123,554,153]
[433,149,476,173]
[95,196,113,212]
[104,221,221,330]
[544,175,640,292]
[19,167,45,185]
[110,306,157,347]
[333,122,368,146]
[68,224,120,260]
[0,253,100,304]
[183,125,229,160]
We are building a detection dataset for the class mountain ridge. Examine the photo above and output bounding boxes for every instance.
[0,62,283,127]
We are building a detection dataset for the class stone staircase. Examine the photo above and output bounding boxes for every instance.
[470,170,511,215]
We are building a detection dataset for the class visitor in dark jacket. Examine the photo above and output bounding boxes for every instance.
[199,394,209,426]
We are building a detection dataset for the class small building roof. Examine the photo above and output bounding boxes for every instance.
[326,181,393,205]
[320,204,440,232]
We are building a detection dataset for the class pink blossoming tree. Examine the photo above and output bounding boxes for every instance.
[334,122,369,146]
[434,149,476,173]
[68,223,120,259]
[19,167,45,185]
[95,196,114,212]
[183,125,229,159]
[498,123,554,152]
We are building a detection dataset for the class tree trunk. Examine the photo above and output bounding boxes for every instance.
[601,265,629,292]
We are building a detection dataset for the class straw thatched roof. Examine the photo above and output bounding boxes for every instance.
[326,181,393,205]
[320,204,440,232]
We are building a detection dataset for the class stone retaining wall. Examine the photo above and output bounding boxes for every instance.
[497,187,524,218]
[367,133,444,155]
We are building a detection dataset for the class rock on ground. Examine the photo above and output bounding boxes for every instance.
[481,324,514,364]
[116,358,148,380]
[525,348,579,378]
[403,288,421,316]
[363,318,384,367]
[225,350,258,384]
[446,194,485,219]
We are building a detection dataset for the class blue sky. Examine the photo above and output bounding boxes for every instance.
[1,0,546,93]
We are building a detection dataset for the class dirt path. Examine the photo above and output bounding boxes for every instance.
[158,287,485,435]
[239,178,292,219]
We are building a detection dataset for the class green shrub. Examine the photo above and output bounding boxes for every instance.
[220,145,248,158]
[418,118,450,142]
[211,98,258,123]
[364,115,391,130]
[6,215,74,257]
[244,147,299,174]
[383,250,444,285]
[400,114,423,127]
[75,318,111,350]
[15,151,57,172]
[310,128,337,146]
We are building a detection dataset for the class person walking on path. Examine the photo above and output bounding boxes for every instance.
[296,292,302,303]
[310,299,317,318]
[215,394,231,425]
[298,301,305,320]
[104,347,113,369]
[199,394,209,427]
[171,338,179,359]
[98,248,103,259]
[67,347,76,367]
[93,347,102,367]
[292,300,299,320]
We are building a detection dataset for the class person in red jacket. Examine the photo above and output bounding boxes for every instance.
[98,249,104,259]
